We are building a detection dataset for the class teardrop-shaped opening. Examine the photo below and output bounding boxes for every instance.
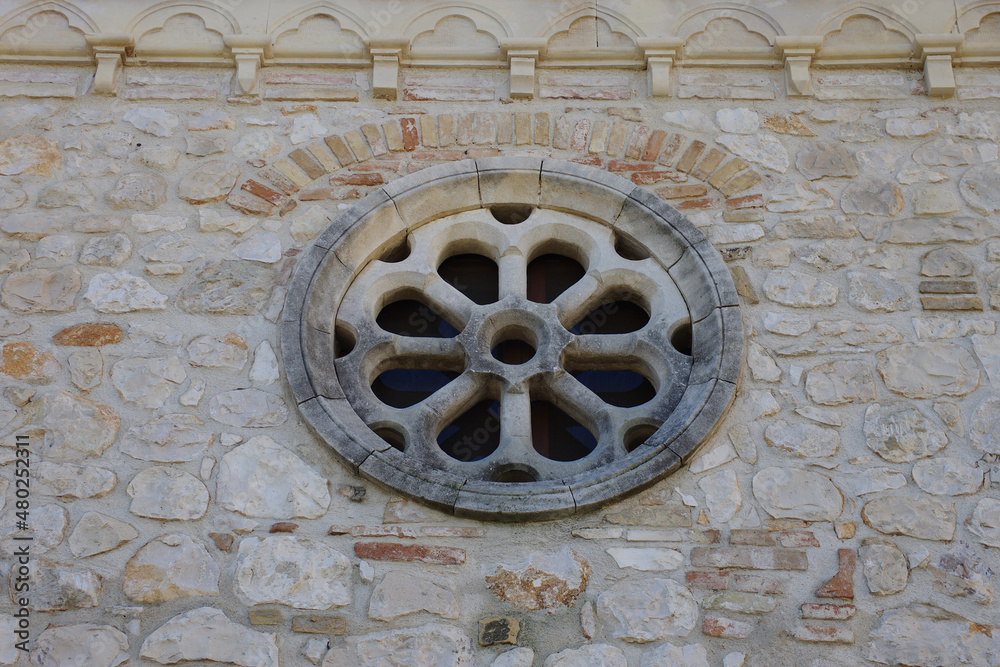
[569,300,650,335]
[572,370,656,407]
[372,369,459,408]
[380,236,410,263]
[491,465,539,483]
[334,326,356,358]
[376,299,460,338]
[624,424,658,452]
[671,321,693,356]
[527,254,586,304]
[490,205,534,225]
[614,231,650,261]
[531,400,597,462]
[439,254,499,305]
[374,427,406,452]
[437,400,501,461]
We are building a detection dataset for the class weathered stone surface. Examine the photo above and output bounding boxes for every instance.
[972,334,1000,387]
[773,214,856,239]
[597,577,698,642]
[863,404,949,463]
[486,547,589,611]
[85,271,166,313]
[932,541,994,604]
[327,623,472,667]
[0,341,59,383]
[69,512,137,557]
[544,644,627,667]
[752,467,842,521]
[969,498,1000,548]
[868,604,1000,666]
[0,504,66,556]
[209,389,288,428]
[747,342,780,382]
[716,108,758,133]
[68,349,102,391]
[492,648,534,667]
[0,135,60,177]
[249,341,279,385]
[913,187,960,215]
[698,469,741,524]
[796,143,858,180]
[764,312,811,336]
[921,247,973,277]
[764,420,839,458]
[805,360,877,406]
[841,179,903,216]
[179,161,241,204]
[36,461,116,499]
[37,180,94,211]
[606,547,683,571]
[127,466,209,520]
[1,267,80,313]
[124,107,178,137]
[188,333,248,369]
[704,591,776,614]
[140,607,279,667]
[235,536,351,610]
[178,261,273,315]
[0,240,28,273]
[200,209,258,235]
[795,241,853,271]
[0,212,59,241]
[717,133,788,173]
[877,342,979,399]
[862,496,956,541]
[34,390,119,461]
[884,216,993,244]
[290,205,331,243]
[860,542,908,595]
[139,235,203,263]
[960,163,1000,213]
[766,181,833,213]
[913,458,983,495]
[111,356,186,409]
[79,234,132,267]
[17,558,101,611]
[913,138,977,166]
[369,570,458,620]
[971,397,1000,454]
[886,117,938,137]
[847,271,913,312]
[124,534,219,602]
[235,232,282,263]
[29,624,129,667]
[106,172,167,210]
[122,413,213,462]
[763,269,838,307]
[846,468,907,496]
[217,436,329,518]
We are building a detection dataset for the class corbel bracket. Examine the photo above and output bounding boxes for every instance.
[85,34,133,95]
[501,39,546,99]
[916,34,964,97]
[637,38,683,97]
[368,38,409,100]
[224,35,273,96]
[775,36,823,97]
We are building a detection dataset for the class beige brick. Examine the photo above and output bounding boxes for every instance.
[534,113,550,146]
[344,130,373,161]
[497,113,513,144]
[515,112,531,145]
[306,142,339,173]
[382,121,404,152]
[324,135,355,166]
[438,114,456,147]
[361,123,388,156]
[708,159,749,189]
[588,121,610,154]
[607,122,628,156]
[419,115,438,147]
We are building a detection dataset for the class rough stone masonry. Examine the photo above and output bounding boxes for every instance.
[1,0,1000,666]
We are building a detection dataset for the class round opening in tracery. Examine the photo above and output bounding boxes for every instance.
[282,158,742,520]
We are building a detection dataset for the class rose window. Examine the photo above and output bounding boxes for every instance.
[282,158,741,520]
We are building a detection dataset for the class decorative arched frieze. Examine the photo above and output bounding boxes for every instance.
[813,4,917,65]
[408,15,503,65]
[0,2,94,61]
[957,6,1000,62]
[271,13,367,64]
[537,9,642,66]
[672,4,782,65]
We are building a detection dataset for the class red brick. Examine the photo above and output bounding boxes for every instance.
[726,194,765,209]
[690,547,808,570]
[341,525,418,538]
[608,160,657,172]
[631,171,687,185]
[258,167,299,195]
[702,615,752,639]
[686,571,729,590]
[298,187,363,201]
[330,173,384,186]
[354,542,466,565]
[349,160,405,172]
[570,156,603,167]
[625,126,650,159]
[792,624,854,644]
[777,531,821,548]
[227,192,273,216]
[659,133,685,166]
[687,571,783,594]
[264,72,354,86]
[411,149,466,161]
[641,130,667,161]
[400,117,419,151]
[570,119,591,151]
[242,180,286,205]
[288,149,325,180]
[817,548,855,599]
[419,526,486,538]
[676,198,720,211]
[658,184,708,199]
[800,603,856,621]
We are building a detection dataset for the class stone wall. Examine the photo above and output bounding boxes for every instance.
[1,1,1000,666]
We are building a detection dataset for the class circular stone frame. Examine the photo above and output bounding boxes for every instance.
[281,157,743,521]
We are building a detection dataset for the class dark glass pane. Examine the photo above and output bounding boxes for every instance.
[491,339,535,365]
[527,254,585,304]
[439,254,499,305]
[531,401,597,462]
[438,400,501,461]
[376,299,459,338]
[372,369,458,408]
[571,370,656,407]
[570,300,649,335]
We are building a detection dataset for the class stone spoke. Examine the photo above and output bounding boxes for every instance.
[420,273,475,329]
[498,250,528,299]
[564,333,639,361]
[552,272,603,329]
[390,335,465,365]
[545,371,608,430]
[497,386,533,456]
